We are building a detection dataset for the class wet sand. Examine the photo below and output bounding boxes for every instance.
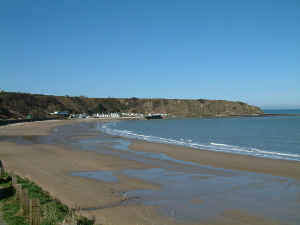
[130,141,300,180]
[0,119,299,224]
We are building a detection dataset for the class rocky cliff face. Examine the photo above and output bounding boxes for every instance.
[119,98,263,116]
[0,92,263,120]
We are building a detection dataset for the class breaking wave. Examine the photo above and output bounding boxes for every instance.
[96,121,300,161]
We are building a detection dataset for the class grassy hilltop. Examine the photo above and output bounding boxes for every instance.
[0,92,264,120]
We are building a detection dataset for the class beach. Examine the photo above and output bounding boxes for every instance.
[0,119,299,224]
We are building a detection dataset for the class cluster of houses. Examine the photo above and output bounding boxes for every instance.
[93,113,121,118]
[51,111,91,118]
[69,113,89,119]
[120,113,144,117]
[51,111,145,119]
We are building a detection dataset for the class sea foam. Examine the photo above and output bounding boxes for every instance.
[96,120,300,161]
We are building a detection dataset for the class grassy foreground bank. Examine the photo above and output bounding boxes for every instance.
[0,172,96,225]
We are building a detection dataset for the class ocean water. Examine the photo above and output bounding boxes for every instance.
[97,114,300,161]
[263,109,300,114]
[50,118,300,223]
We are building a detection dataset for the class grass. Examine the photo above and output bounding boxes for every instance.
[0,172,95,225]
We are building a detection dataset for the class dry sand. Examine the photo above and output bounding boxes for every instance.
[0,119,299,225]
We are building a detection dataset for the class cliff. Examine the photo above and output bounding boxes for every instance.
[0,92,264,120]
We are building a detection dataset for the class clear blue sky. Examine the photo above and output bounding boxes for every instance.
[1,0,299,109]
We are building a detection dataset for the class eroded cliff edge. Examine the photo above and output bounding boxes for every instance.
[0,92,263,119]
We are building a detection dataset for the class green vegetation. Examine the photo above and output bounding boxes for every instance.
[0,91,264,120]
[0,173,95,225]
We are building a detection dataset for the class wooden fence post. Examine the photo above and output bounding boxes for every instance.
[10,171,14,179]
[12,177,18,188]
[16,184,22,202]
[0,167,4,177]
[30,199,40,225]
[21,189,29,215]
[0,160,4,178]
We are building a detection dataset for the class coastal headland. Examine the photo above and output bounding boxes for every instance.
[0,92,263,121]
[0,118,299,224]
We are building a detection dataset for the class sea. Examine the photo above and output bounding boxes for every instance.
[97,109,300,161]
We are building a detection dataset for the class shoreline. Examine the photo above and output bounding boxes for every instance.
[1,118,299,180]
[0,119,299,224]
[1,112,299,126]
[129,141,300,180]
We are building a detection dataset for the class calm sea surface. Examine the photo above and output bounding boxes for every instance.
[264,109,300,114]
[96,110,300,161]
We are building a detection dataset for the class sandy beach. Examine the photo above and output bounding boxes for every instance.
[0,119,299,225]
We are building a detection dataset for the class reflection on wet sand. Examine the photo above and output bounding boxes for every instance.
[65,123,300,224]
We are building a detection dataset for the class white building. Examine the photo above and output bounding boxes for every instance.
[52,111,69,116]
[94,113,120,118]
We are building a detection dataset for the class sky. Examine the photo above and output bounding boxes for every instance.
[1,0,299,109]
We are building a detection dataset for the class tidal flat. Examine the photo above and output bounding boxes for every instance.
[0,119,299,224]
